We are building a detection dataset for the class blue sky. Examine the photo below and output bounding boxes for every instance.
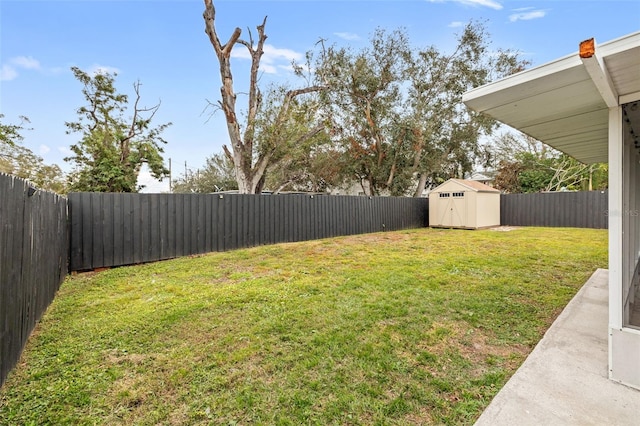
[2,0,639,191]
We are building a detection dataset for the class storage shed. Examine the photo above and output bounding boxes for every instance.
[429,179,500,229]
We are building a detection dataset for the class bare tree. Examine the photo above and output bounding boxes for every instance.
[202,0,326,194]
[544,156,591,192]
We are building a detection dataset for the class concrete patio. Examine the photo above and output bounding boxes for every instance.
[475,269,640,425]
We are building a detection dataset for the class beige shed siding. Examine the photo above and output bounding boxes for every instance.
[476,192,501,228]
[466,190,478,228]
[429,179,500,229]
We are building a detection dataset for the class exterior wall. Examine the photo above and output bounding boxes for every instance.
[476,193,501,228]
[622,129,640,326]
[609,103,640,390]
[328,180,369,196]
[466,191,478,229]
[611,328,640,388]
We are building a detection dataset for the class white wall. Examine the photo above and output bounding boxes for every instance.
[622,106,640,327]
[609,103,640,390]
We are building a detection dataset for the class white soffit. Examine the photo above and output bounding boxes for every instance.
[463,31,640,164]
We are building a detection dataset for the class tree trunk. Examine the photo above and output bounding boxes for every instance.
[236,170,251,194]
[204,0,326,194]
[413,173,428,197]
[204,0,261,194]
[273,180,292,194]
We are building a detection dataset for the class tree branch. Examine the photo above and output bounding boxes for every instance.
[203,0,244,180]
[242,15,268,153]
[276,85,327,129]
[203,0,241,58]
[292,123,325,146]
[222,28,242,57]
[222,144,234,162]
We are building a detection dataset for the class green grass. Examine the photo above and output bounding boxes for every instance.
[0,227,607,425]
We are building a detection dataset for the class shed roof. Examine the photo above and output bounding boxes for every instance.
[433,179,500,193]
[463,32,640,164]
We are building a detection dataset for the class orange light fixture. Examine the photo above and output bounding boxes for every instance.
[579,38,595,58]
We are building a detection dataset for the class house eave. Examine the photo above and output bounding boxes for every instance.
[462,31,640,165]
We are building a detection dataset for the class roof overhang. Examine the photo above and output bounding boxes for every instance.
[463,32,640,164]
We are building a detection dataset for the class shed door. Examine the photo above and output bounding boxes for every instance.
[438,192,466,227]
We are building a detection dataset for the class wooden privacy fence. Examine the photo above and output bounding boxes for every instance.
[501,191,608,229]
[2,186,609,387]
[0,173,68,387]
[68,193,428,271]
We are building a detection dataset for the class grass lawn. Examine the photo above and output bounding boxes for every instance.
[0,227,607,425]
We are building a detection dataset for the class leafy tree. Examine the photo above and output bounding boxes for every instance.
[403,23,525,196]
[0,114,66,193]
[0,146,67,194]
[0,113,30,148]
[315,28,407,196]
[315,23,525,196]
[492,133,549,193]
[202,0,327,194]
[65,67,171,192]
[172,153,238,193]
[584,163,608,191]
[265,143,345,193]
[491,132,607,193]
[252,83,337,193]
